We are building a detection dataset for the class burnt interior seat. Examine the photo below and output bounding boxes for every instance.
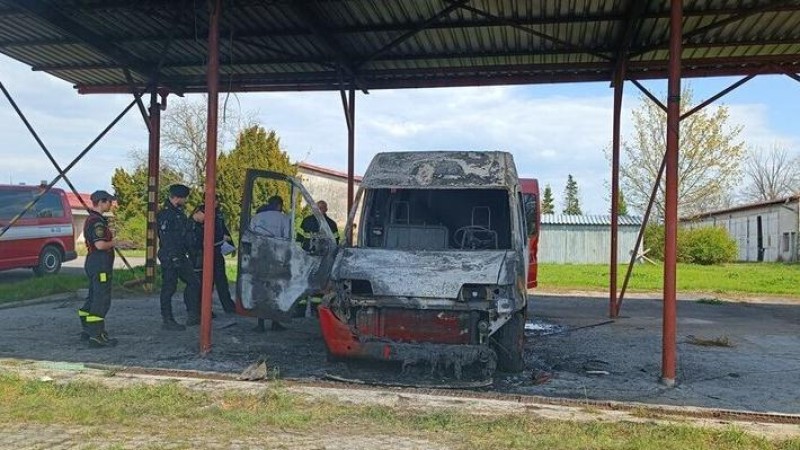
[384,224,449,250]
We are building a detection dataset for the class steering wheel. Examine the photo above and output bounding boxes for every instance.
[454,225,496,250]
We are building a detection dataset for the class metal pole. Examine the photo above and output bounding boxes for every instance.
[145,92,162,292]
[200,0,221,355]
[662,0,682,387]
[347,87,356,214]
[610,69,624,318]
[0,98,136,238]
[617,154,666,316]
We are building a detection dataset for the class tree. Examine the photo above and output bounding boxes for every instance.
[741,143,800,202]
[620,86,745,220]
[562,174,582,215]
[541,184,555,214]
[156,98,253,187]
[617,189,629,216]
[217,125,299,237]
[111,164,185,247]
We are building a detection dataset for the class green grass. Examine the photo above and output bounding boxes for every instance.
[538,263,800,298]
[0,374,796,450]
[0,267,153,305]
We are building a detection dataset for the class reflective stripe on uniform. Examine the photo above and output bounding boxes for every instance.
[85,315,105,323]
[99,273,107,283]
[78,310,89,317]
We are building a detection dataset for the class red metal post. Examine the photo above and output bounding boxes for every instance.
[610,69,624,318]
[145,92,161,292]
[347,87,356,214]
[200,0,222,355]
[662,0,682,387]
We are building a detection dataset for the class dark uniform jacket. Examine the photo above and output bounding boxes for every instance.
[156,200,194,264]
[189,205,231,268]
[297,213,339,250]
[84,210,114,270]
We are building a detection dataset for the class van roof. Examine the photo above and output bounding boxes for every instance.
[361,151,518,189]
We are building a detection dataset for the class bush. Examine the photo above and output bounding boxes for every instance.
[680,226,738,265]
[644,224,665,261]
[644,224,737,265]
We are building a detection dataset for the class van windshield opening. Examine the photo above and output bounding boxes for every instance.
[361,188,512,250]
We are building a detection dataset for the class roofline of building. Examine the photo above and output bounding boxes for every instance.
[682,195,800,221]
[297,162,362,182]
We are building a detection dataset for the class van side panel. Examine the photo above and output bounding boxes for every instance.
[0,186,76,271]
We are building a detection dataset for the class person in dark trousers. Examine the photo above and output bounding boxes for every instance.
[157,184,200,330]
[78,190,117,348]
[296,200,340,248]
[190,195,236,314]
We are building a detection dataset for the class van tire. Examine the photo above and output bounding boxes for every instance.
[33,245,62,276]
[493,311,525,373]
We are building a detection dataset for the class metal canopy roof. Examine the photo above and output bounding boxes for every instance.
[0,0,799,94]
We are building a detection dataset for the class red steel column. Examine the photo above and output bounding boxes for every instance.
[662,0,682,386]
[610,70,624,318]
[200,0,221,355]
[347,88,356,214]
[145,92,161,292]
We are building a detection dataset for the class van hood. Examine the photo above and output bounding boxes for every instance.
[332,248,518,299]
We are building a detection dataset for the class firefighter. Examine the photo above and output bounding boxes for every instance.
[78,190,117,348]
[296,200,340,249]
[157,184,200,330]
[190,195,236,314]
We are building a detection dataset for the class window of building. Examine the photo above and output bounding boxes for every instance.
[783,232,791,252]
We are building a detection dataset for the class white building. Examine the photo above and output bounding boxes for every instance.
[296,162,361,227]
[539,214,643,264]
[683,196,800,262]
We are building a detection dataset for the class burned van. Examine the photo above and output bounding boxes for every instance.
[236,152,538,379]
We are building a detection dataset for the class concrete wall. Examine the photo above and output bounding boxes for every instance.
[539,225,640,264]
[297,168,359,227]
[685,200,800,262]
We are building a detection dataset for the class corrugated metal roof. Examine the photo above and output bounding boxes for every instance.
[542,214,643,226]
[0,0,797,93]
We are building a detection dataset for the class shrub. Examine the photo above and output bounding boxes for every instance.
[680,226,738,265]
[644,223,737,265]
[644,224,665,261]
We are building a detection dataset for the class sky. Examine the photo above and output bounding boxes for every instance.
[1,53,799,215]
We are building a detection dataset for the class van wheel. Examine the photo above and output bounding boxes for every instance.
[33,245,62,276]
[493,311,526,373]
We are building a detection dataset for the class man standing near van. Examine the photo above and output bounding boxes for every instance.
[157,184,200,330]
[79,190,117,348]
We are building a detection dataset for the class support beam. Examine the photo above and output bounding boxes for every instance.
[785,71,800,84]
[347,88,356,215]
[453,3,613,61]
[680,74,756,120]
[0,98,137,238]
[610,69,624,318]
[145,92,162,292]
[631,0,798,58]
[358,0,469,66]
[0,80,140,276]
[610,0,648,85]
[11,1,159,82]
[631,79,667,112]
[662,0,682,388]
[288,1,368,92]
[200,0,222,356]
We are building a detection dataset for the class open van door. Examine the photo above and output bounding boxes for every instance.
[520,179,540,289]
[236,170,337,321]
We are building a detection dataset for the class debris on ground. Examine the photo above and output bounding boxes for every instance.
[239,359,269,381]
[687,335,734,348]
[531,369,552,385]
